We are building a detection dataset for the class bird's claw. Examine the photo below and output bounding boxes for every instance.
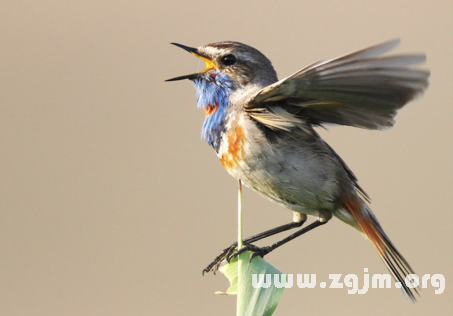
[228,244,272,262]
[202,242,239,275]
[202,242,273,275]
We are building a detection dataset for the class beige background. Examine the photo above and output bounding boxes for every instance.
[0,1,451,315]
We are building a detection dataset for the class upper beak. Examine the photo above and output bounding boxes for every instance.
[165,43,214,82]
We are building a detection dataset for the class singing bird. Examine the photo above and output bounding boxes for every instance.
[166,39,429,301]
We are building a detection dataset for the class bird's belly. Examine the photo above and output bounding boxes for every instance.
[240,160,338,215]
[217,127,339,215]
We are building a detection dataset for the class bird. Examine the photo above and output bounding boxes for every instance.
[166,39,429,302]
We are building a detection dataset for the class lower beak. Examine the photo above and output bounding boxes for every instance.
[165,43,214,82]
[165,73,199,82]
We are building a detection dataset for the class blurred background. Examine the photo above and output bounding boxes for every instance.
[0,1,451,315]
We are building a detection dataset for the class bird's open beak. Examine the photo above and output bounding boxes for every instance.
[165,43,215,82]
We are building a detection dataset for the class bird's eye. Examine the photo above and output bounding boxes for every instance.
[221,54,237,66]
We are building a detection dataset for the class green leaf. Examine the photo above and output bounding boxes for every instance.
[217,252,286,316]
[216,256,239,295]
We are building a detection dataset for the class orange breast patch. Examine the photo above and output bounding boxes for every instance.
[204,103,218,117]
[220,125,244,169]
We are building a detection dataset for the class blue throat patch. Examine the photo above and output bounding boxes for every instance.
[193,71,233,151]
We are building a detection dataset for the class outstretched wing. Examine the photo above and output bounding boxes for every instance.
[245,39,429,130]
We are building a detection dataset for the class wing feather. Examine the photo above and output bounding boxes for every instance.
[245,39,429,130]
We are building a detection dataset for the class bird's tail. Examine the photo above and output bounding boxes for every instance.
[343,195,419,302]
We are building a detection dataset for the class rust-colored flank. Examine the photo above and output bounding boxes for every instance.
[220,125,244,169]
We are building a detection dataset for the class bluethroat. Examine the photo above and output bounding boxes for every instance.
[166,39,429,301]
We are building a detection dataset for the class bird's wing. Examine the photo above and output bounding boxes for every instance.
[244,39,429,130]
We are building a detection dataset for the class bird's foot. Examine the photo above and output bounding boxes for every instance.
[202,241,239,275]
[227,244,272,262]
[202,242,272,275]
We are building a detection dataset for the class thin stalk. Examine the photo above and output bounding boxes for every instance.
[238,179,243,249]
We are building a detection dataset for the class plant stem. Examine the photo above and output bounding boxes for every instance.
[238,179,243,249]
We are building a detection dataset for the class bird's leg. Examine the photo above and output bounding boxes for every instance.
[229,210,332,263]
[202,212,307,275]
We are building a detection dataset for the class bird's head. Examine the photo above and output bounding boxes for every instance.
[166,41,277,149]
[166,41,277,92]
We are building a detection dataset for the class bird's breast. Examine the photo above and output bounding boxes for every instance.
[218,124,245,171]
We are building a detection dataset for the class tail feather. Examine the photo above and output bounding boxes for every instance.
[344,196,418,302]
